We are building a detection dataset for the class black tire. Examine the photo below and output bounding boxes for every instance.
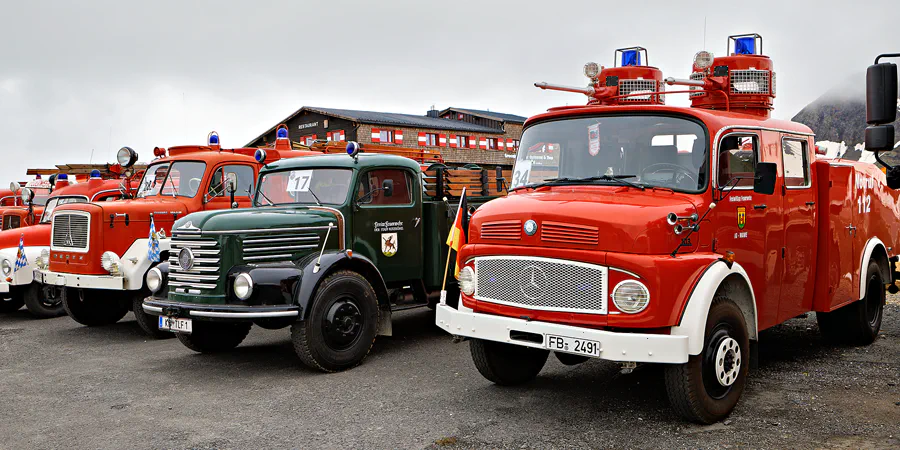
[665,297,749,424]
[176,321,252,353]
[816,260,885,345]
[61,288,129,326]
[23,282,65,318]
[291,270,380,372]
[555,352,590,366]
[470,339,549,386]
[0,295,24,313]
[132,295,174,339]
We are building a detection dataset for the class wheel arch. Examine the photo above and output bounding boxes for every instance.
[859,237,890,300]
[671,261,758,356]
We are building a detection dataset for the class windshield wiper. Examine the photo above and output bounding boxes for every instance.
[257,190,276,206]
[521,175,645,191]
[307,187,323,206]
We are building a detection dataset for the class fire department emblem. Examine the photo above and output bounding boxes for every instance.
[381,233,398,257]
[737,207,746,230]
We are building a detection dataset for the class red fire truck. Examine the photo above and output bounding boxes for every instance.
[0,173,135,317]
[436,35,900,423]
[1,178,52,230]
[34,129,318,335]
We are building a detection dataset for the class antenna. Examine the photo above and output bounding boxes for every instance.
[703,17,707,49]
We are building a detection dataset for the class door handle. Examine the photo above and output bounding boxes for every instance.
[805,201,815,206]
[753,204,767,210]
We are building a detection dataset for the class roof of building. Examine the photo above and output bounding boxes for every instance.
[247,106,508,147]
[439,107,528,123]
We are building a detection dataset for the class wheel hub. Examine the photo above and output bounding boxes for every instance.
[714,337,741,387]
[323,299,362,349]
[41,285,63,307]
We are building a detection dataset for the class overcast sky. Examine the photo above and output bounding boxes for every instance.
[1,0,897,183]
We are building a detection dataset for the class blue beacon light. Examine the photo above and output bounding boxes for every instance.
[90,169,102,179]
[622,50,641,67]
[209,133,219,145]
[254,149,267,163]
[57,174,68,181]
[734,37,756,55]
[276,127,289,139]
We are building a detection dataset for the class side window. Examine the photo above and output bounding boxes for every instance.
[782,139,810,188]
[209,165,255,198]
[718,134,759,188]
[357,169,412,206]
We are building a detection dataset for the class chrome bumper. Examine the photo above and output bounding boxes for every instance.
[35,269,124,290]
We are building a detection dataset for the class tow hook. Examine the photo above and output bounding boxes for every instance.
[619,361,637,374]
[162,306,182,317]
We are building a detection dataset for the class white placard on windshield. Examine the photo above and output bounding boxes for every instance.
[287,170,313,192]
[510,160,533,189]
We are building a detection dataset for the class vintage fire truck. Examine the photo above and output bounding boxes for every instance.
[34,129,318,335]
[1,178,52,230]
[141,146,506,372]
[0,173,134,316]
[435,35,900,423]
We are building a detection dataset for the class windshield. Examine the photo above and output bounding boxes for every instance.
[40,196,88,224]
[137,161,207,198]
[256,169,353,206]
[510,115,709,193]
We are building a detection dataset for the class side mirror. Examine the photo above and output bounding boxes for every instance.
[753,162,777,195]
[382,179,394,197]
[866,62,898,126]
[225,172,238,194]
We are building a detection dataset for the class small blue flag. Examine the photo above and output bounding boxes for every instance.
[14,234,27,273]
[148,216,161,263]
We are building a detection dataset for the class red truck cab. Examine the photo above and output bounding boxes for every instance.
[35,129,319,334]
[436,37,900,423]
[1,179,52,230]
[0,174,131,317]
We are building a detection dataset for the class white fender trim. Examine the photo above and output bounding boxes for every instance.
[0,245,49,287]
[858,236,887,301]
[670,260,758,356]
[120,238,171,290]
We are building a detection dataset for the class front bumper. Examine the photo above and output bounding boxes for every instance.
[142,298,299,320]
[35,269,124,290]
[436,304,689,364]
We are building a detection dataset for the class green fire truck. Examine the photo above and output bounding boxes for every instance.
[142,146,505,372]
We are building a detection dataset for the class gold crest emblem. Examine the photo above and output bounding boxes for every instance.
[737,207,746,229]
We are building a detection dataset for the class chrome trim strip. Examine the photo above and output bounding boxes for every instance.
[242,236,319,244]
[168,280,216,289]
[170,273,219,281]
[142,304,163,314]
[243,254,294,261]
[194,226,335,236]
[610,267,641,279]
[243,244,319,253]
[171,266,219,273]
[170,240,218,247]
[189,249,220,256]
[169,257,219,265]
[189,310,299,318]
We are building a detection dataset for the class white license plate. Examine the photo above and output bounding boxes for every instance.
[545,334,601,357]
[158,316,192,333]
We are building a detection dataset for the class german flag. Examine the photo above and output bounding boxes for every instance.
[446,187,468,278]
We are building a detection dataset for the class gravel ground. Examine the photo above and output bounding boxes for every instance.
[0,298,898,449]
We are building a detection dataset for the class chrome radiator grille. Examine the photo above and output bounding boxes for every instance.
[240,231,320,263]
[51,212,90,251]
[474,256,607,314]
[169,232,220,291]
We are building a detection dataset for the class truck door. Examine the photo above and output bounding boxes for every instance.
[352,168,423,285]
[714,131,784,330]
[204,164,256,211]
[777,136,817,321]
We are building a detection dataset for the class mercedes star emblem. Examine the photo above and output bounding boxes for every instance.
[519,265,548,300]
[524,219,537,236]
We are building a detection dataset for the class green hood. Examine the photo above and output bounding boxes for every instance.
[174,206,340,233]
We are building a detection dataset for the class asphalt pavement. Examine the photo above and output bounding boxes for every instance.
[1,298,898,449]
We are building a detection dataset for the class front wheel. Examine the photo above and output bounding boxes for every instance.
[817,260,885,345]
[470,339,549,386]
[23,283,66,318]
[291,270,380,372]
[62,288,129,326]
[664,297,749,424]
[176,321,252,353]
[132,295,174,339]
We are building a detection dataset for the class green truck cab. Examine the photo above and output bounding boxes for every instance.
[143,149,501,371]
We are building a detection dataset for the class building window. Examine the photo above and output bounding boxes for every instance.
[487,138,498,150]
[425,133,438,146]
[458,113,464,120]
[379,130,394,144]
[511,139,520,150]
[300,135,316,145]
[458,136,468,148]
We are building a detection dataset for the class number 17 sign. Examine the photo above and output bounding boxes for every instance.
[287,170,313,192]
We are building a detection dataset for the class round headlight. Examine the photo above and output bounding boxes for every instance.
[583,61,600,79]
[458,266,476,296]
[693,50,714,70]
[21,187,34,204]
[117,146,138,168]
[1,259,11,276]
[234,273,253,300]
[41,248,50,261]
[101,251,120,273]
[612,280,650,314]
[146,267,163,293]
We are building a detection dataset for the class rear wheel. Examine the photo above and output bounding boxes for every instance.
[132,294,174,339]
[665,297,749,424]
[470,339,549,385]
[292,270,380,372]
[61,288,129,326]
[23,282,65,318]
[817,260,885,345]
[0,295,24,313]
[176,321,252,353]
